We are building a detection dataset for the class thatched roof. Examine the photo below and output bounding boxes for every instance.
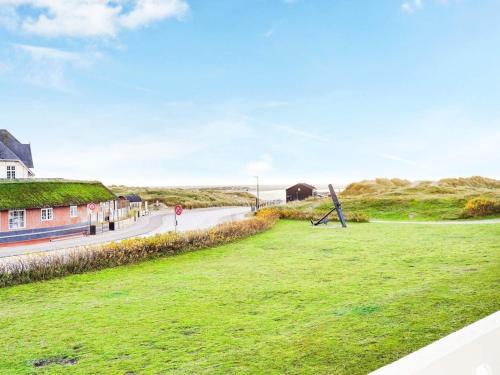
[0,179,115,210]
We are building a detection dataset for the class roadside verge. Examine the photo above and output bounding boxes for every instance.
[0,210,278,288]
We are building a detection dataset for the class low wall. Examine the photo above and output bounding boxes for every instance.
[0,223,89,244]
[371,311,500,375]
[114,217,136,230]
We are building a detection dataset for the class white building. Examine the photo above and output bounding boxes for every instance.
[0,130,34,179]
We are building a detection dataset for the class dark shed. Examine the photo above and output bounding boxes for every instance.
[286,183,317,203]
[124,194,142,203]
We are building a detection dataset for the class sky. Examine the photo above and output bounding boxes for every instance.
[0,0,499,186]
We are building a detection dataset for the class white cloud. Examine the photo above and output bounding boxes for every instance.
[401,0,423,13]
[6,43,99,91]
[273,124,329,143]
[245,154,273,176]
[0,4,18,30]
[13,43,87,62]
[0,0,189,38]
[36,119,253,177]
[376,152,442,173]
[120,0,188,29]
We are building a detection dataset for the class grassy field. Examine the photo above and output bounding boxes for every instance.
[109,185,255,209]
[288,177,500,221]
[1,221,498,374]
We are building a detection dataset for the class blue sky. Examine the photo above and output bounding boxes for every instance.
[0,0,499,186]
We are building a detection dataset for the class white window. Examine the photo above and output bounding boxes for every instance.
[70,206,78,218]
[41,208,54,221]
[6,166,16,179]
[8,210,25,230]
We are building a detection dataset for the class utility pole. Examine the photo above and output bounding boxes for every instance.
[254,176,260,210]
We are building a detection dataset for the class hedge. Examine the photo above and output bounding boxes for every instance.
[0,210,279,288]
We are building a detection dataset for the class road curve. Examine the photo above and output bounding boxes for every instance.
[0,207,252,259]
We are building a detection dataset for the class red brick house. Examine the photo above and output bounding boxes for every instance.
[0,179,116,244]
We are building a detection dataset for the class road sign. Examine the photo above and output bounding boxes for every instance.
[175,205,183,216]
[88,203,97,211]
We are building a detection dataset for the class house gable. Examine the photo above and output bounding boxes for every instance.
[0,130,34,169]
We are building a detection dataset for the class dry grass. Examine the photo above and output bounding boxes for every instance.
[279,176,500,221]
[343,176,500,197]
[259,207,369,223]
[109,186,255,209]
[463,197,500,218]
[0,211,278,288]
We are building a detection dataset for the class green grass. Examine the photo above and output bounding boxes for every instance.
[289,176,500,221]
[1,221,499,374]
[109,185,255,209]
[0,180,115,210]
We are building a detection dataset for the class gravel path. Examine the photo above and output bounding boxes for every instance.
[370,218,500,225]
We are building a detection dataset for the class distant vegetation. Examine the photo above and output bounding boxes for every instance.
[284,176,500,221]
[109,186,255,209]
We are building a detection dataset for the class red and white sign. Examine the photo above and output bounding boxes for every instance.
[87,203,97,211]
[175,205,183,216]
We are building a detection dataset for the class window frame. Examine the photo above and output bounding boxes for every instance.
[69,205,78,218]
[41,207,54,222]
[8,209,26,230]
[6,165,16,179]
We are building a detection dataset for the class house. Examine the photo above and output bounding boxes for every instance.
[123,194,143,209]
[0,179,116,244]
[286,183,317,203]
[0,130,34,179]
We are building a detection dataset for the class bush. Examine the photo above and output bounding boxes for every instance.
[344,213,369,223]
[462,197,500,218]
[258,207,369,223]
[0,212,279,288]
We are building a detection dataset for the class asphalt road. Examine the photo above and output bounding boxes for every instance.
[0,206,252,259]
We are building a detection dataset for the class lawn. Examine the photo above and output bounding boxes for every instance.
[0,221,499,374]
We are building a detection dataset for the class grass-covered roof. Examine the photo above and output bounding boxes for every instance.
[0,179,116,210]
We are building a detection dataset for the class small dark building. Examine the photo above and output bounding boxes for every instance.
[123,194,143,209]
[286,183,317,203]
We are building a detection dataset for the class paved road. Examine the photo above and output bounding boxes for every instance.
[0,207,251,259]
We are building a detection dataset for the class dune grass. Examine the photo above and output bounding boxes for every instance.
[288,177,500,221]
[0,220,498,374]
[109,185,255,209]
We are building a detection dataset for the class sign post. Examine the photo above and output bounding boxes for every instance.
[174,205,183,232]
[87,202,97,235]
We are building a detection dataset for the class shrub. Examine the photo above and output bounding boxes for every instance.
[257,207,369,223]
[0,212,279,288]
[344,213,369,223]
[462,197,500,218]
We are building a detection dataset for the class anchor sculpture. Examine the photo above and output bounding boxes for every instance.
[311,184,347,228]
